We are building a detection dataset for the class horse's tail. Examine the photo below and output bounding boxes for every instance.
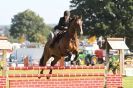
[39,51,45,66]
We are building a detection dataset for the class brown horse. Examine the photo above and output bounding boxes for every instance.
[39,16,83,79]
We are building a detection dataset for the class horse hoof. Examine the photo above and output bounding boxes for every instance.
[38,76,41,79]
[47,76,50,79]
[40,71,43,74]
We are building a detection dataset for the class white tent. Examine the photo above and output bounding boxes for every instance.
[0,40,12,49]
[108,41,128,49]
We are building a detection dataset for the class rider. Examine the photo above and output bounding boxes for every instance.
[50,10,71,48]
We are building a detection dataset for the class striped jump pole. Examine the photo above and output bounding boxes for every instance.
[8,65,105,70]
[9,73,105,78]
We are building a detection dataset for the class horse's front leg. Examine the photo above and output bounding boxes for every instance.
[72,51,79,65]
[40,69,44,74]
[47,57,59,79]
[66,52,74,65]
[38,53,49,79]
[74,51,79,61]
[38,69,44,79]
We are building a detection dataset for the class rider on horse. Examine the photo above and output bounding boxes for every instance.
[50,10,71,48]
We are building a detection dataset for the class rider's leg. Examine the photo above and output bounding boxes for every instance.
[50,36,57,48]
[50,30,60,48]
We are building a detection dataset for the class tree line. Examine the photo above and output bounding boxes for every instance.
[70,0,133,50]
[9,9,52,44]
[8,0,133,50]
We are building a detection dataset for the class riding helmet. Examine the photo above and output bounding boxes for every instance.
[64,10,70,16]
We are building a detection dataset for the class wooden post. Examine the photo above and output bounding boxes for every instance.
[120,49,125,75]
[24,56,29,67]
[104,38,109,88]
[2,49,7,76]
[59,57,64,66]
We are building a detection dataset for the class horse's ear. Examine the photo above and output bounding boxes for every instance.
[75,15,82,20]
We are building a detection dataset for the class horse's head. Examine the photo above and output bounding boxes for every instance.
[69,15,83,35]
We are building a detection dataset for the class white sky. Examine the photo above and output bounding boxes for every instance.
[0,0,71,25]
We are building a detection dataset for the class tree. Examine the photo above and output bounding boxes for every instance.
[18,34,26,43]
[70,0,133,49]
[10,9,52,43]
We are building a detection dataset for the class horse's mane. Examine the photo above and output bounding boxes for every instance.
[70,15,82,22]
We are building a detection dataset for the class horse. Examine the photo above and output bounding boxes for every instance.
[39,16,83,79]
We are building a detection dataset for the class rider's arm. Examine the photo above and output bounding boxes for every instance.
[58,17,64,30]
[58,17,69,31]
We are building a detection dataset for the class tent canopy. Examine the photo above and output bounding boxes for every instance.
[107,38,128,49]
[0,40,12,49]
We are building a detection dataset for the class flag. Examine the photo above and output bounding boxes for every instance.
[88,36,96,44]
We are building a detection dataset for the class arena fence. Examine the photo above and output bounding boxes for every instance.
[0,76,6,88]
[0,66,122,88]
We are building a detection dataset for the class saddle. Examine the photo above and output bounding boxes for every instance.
[50,31,66,48]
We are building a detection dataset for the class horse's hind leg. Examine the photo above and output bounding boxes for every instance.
[47,56,60,79]
[39,53,50,79]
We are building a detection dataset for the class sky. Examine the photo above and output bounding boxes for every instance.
[0,0,71,25]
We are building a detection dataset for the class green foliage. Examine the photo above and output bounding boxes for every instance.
[10,9,52,43]
[109,55,120,74]
[70,0,133,38]
[18,34,26,43]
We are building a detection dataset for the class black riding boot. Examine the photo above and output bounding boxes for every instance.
[50,32,62,48]
[50,36,57,48]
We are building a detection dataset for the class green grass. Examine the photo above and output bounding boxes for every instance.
[123,76,133,88]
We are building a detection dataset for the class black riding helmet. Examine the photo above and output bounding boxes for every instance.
[64,10,70,16]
